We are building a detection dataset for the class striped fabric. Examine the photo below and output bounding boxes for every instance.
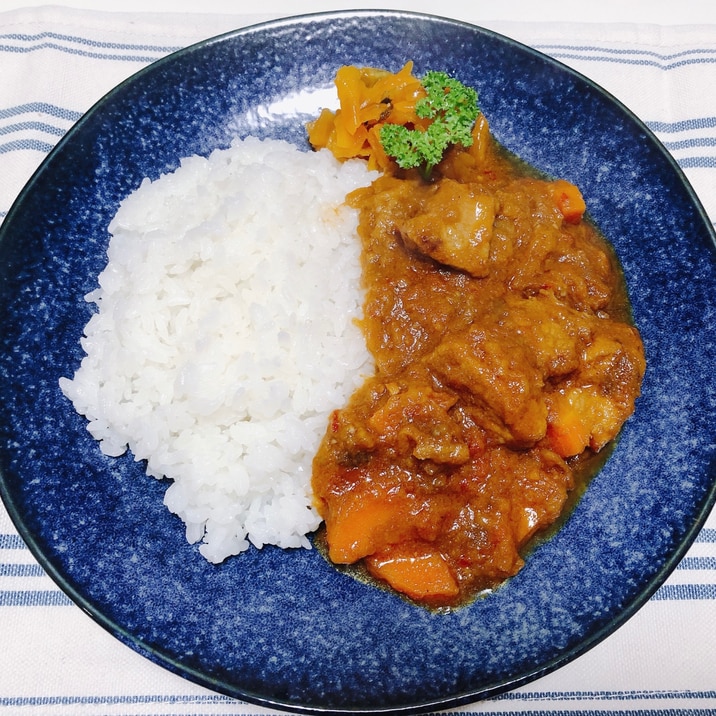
[0,7,715,715]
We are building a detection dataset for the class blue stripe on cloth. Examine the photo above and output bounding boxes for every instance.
[493,689,716,702]
[0,534,25,549]
[0,102,83,122]
[670,156,716,169]
[0,138,56,154]
[0,694,240,709]
[646,117,716,133]
[0,590,72,606]
[0,30,181,53]
[659,137,716,151]
[652,583,716,600]
[0,103,80,157]
[0,121,66,137]
[696,528,716,542]
[0,691,713,713]
[537,43,716,59]
[0,31,180,63]
[485,690,716,716]
[0,563,44,577]
[679,557,716,570]
[0,42,171,64]
[537,48,716,71]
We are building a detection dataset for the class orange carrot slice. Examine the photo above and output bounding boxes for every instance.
[549,179,586,224]
[324,492,417,564]
[546,391,590,458]
[366,543,459,602]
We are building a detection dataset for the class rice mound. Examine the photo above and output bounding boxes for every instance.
[59,136,376,563]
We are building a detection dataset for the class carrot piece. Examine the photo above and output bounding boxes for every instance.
[366,543,459,602]
[549,179,586,224]
[325,493,408,564]
[546,392,590,458]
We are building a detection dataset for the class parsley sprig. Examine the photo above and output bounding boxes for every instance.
[379,71,480,179]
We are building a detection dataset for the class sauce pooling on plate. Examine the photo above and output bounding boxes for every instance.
[309,65,646,608]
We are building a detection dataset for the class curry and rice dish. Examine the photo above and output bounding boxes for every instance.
[308,64,645,607]
[60,62,644,610]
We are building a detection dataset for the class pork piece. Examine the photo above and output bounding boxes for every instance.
[424,291,645,453]
[545,318,646,455]
[398,179,496,277]
[483,292,646,457]
[365,378,469,465]
[437,445,574,585]
[492,292,592,379]
[491,292,645,455]
[491,178,615,312]
[425,326,548,448]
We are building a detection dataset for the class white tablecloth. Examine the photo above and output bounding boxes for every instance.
[1,5,715,715]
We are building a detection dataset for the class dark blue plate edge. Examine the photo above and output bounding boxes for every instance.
[0,9,714,716]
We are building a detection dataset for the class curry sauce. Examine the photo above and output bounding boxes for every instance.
[310,100,645,609]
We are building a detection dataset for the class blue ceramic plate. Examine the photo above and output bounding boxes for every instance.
[1,10,715,715]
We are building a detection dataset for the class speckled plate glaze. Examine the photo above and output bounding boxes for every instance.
[1,10,715,715]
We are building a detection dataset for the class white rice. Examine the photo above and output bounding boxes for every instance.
[59,136,376,563]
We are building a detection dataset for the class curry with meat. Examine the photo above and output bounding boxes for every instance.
[309,67,646,608]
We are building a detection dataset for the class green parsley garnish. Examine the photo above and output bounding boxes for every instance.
[379,71,480,179]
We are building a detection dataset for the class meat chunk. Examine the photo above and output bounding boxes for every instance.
[545,320,646,455]
[398,179,495,277]
[494,292,593,379]
[425,326,548,448]
[366,379,469,465]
